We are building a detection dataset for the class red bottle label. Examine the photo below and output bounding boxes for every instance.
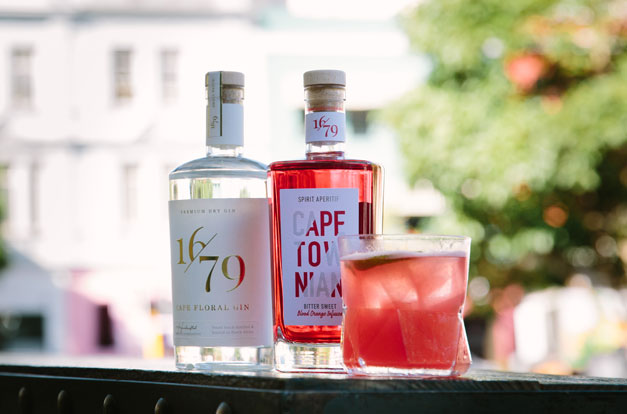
[279,188,358,326]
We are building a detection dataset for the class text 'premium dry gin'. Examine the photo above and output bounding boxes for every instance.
[268,70,383,371]
[168,71,272,370]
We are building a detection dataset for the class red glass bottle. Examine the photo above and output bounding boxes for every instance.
[268,70,383,371]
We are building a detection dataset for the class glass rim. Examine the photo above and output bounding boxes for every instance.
[338,233,471,242]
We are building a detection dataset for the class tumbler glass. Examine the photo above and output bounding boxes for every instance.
[338,234,472,377]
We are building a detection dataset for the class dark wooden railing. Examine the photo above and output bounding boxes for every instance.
[1,357,626,413]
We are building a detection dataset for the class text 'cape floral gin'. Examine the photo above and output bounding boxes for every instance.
[268,70,383,371]
[168,71,273,370]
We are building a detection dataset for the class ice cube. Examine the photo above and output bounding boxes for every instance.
[381,274,419,308]
[341,257,392,309]
[344,308,406,367]
[398,309,460,368]
[409,256,467,312]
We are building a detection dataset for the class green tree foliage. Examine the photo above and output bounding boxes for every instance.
[386,0,627,291]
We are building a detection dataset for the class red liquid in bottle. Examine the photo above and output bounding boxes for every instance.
[268,159,382,345]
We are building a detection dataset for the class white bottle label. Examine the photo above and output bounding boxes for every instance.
[206,72,244,146]
[169,198,272,347]
[279,188,358,326]
[305,112,346,143]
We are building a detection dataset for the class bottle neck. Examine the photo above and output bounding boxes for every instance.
[304,85,346,159]
[206,145,243,157]
[206,77,245,150]
[305,143,345,160]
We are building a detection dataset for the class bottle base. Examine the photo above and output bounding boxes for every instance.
[274,339,343,372]
[344,365,461,377]
[175,345,273,372]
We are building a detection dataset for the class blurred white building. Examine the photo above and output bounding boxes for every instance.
[513,285,627,377]
[0,0,428,355]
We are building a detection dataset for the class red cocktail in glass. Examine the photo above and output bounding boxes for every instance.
[339,235,471,376]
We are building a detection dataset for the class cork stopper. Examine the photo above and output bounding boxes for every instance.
[303,70,346,87]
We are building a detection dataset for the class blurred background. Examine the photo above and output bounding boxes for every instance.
[0,0,626,377]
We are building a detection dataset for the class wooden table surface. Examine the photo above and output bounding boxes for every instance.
[1,354,626,413]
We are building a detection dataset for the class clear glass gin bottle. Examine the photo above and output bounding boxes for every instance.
[168,71,272,370]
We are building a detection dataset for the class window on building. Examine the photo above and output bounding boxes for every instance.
[160,49,178,102]
[29,163,40,235]
[0,164,8,226]
[97,304,114,348]
[0,313,44,351]
[113,49,133,103]
[295,108,305,137]
[122,164,138,221]
[11,47,33,109]
[347,110,371,135]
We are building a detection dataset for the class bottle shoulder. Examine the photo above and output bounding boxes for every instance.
[170,155,267,180]
[269,158,379,172]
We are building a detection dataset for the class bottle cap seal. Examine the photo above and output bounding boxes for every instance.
[205,71,244,87]
[303,70,346,87]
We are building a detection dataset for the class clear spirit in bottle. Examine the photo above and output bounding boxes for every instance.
[168,71,272,370]
[268,70,383,371]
